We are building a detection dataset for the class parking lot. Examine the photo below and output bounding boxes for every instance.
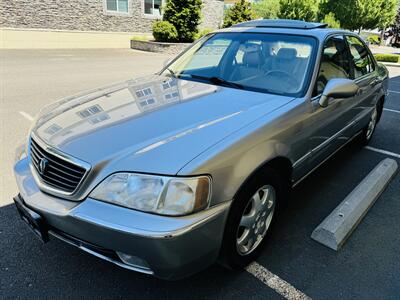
[1,49,399,299]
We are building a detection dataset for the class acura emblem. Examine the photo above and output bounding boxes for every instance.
[39,158,49,175]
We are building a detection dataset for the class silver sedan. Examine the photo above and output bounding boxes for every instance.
[13,19,388,279]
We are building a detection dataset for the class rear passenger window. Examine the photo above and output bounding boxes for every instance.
[345,36,375,78]
[314,35,351,96]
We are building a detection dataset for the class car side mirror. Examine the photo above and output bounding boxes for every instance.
[319,78,359,108]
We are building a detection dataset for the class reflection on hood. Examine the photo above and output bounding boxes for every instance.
[35,75,219,146]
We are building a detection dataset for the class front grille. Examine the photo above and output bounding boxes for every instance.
[30,138,87,193]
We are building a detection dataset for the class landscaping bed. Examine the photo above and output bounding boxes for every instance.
[130,39,190,55]
[373,53,400,63]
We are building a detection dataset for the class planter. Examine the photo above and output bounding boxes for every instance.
[130,39,191,55]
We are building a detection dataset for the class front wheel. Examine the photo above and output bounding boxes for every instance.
[219,169,285,269]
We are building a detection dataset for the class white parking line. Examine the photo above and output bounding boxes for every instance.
[365,146,400,159]
[388,89,400,94]
[383,108,400,114]
[19,111,34,122]
[246,262,311,300]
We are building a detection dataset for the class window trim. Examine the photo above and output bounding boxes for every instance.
[142,0,163,19]
[311,34,351,98]
[344,34,377,82]
[103,0,132,16]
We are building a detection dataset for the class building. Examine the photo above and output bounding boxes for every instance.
[224,0,260,9]
[0,0,224,49]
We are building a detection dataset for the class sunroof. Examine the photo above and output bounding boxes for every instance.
[233,19,328,29]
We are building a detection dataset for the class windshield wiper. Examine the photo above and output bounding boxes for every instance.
[188,74,244,89]
[165,68,177,78]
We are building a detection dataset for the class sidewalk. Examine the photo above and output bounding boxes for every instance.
[369,45,400,55]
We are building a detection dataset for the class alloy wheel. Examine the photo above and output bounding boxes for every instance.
[366,107,378,140]
[236,185,276,256]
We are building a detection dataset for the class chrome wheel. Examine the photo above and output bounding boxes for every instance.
[236,185,276,256]
[366,107,378,140]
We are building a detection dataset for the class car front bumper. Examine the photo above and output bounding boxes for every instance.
[14,158,231,280]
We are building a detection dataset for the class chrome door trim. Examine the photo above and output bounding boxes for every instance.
[293,107,373,173]
[292,130,362,187]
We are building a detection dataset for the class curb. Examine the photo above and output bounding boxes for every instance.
[380,62,400,68]
[311,158,398,251]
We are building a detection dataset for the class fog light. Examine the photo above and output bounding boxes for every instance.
[116,252,150,269]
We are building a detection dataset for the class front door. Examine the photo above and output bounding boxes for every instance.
[307,35,356,170]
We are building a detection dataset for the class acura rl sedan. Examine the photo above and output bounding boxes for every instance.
[13,19,388,280]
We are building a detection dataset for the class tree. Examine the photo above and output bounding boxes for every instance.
[252,0,280,20]
[163,0,203,42]
[389,7,400,45]
[223,0,254,28]
[361,0,397,33]
[278,0,318,22]
[365,0,397,44]
[320,12,340,29]
[319,0,396,32]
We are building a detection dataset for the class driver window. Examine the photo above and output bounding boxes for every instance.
[314,35,351,96]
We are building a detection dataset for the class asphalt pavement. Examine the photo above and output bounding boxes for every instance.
[0,50,399,299]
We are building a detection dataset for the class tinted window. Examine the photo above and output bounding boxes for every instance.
[314,35,351,96]
[163,33,317,97]
[346,36,375,78]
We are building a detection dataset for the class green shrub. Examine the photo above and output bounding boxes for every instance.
[195,28,213,40]
[163,0,203,42]
[373,53,400,63]
[130,35,151,42]
[366,35,381,45]
[223,0,254,28]
[152,21,178,42]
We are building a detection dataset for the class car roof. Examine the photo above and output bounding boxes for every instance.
[215,19,352,41]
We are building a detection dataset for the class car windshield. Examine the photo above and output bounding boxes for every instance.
[162,32,318,97]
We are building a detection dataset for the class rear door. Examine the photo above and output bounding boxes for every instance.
[344,35,380,133]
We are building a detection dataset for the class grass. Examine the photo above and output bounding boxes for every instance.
[373,53,400,63]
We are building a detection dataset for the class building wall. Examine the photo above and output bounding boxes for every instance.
[201,0,224,29]
[0,0,224,33]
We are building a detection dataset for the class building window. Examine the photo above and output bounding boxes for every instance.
[106,0,129,13]
[77,105,103,118]
[135,87,152,98]
[164,92,179,101]
[88,114,111,125]
[144,0,162,16]
[162,79,177,90]
[139,98,156,107]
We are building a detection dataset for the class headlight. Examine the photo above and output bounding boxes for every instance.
[90,173,211,216]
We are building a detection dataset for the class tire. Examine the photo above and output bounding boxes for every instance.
[219,167,287,269]
[358,102,381,146]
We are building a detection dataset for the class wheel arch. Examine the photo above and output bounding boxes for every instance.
[232,156,293,202]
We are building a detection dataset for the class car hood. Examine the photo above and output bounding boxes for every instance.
[32,75,294,175]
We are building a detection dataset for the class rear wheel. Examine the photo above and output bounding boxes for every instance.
[219,168,286,269]
[358,104,379,146]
